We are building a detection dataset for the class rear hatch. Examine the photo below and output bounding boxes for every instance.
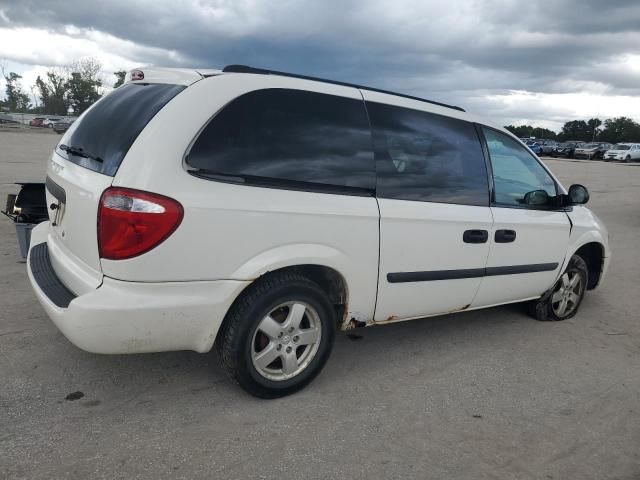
[45,82,187,286]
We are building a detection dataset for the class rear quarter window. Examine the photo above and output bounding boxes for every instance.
[186,88,375,194]
[57,83,185,176]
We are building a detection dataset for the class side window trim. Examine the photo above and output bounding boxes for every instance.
[358,90,379,195]
[188,169,375,197]
[479,125,565,211]
[473,123,495,205]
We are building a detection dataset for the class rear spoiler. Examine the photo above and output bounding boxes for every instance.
[125,67,222,86]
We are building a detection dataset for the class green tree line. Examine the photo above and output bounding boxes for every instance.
[3,63,640,143]
[0,58,126,116]
[505,116,640,144]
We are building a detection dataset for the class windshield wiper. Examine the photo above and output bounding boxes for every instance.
[59,144,104,163]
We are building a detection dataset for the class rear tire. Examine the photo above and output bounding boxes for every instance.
[216,271,336,398]
[527,255,588,321]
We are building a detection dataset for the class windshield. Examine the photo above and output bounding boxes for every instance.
[582,143,598,149]
[612,144,631,150]
[56,83,185,176]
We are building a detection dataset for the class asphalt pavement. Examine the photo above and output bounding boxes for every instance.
[1,131,639,479]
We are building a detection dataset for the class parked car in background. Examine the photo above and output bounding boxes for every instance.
[539,140,558,155]
[0,117,19,125]
[574,143,612,160]
[41,118,62,128]
[525,140,542,155]
[24,65,610,398]
[552,141,584,158]
[52,120,74,134]
[604,143,640,162]
[30,117,46,127]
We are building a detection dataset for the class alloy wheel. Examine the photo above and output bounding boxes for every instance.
[551,272,583,317]
[251,301,322,381]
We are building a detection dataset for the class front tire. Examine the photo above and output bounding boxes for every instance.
[626,155,632,163]
[216,271,336,398]
[527,255,588,321]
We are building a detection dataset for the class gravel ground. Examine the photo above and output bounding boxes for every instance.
[1,131,639,479]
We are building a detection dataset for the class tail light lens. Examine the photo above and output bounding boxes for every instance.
[98,187,183,260]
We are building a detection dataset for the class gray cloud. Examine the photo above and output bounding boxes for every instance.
[1,0,639,128]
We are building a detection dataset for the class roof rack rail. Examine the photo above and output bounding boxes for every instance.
[222,64,465,112]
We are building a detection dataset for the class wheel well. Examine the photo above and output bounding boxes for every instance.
[238,265,348,328]
[574,242,604,290]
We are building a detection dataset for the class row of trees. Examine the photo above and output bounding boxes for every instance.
[0,58,126,116]
[503,125,558,140]
[3,63,640,142]
[505,117,640,144]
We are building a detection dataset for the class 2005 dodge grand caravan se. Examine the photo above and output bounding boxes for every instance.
[27,65,610,398]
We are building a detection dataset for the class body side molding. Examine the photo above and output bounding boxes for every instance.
[387,263,559,283]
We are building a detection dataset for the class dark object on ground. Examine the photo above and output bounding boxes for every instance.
[65,391,85,401]
[347,333,364,341]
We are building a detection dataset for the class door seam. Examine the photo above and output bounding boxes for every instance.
[468,206,494,306]
[372,197,382,322]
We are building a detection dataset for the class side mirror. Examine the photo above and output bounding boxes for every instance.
[524,189,550,206]
[568,184,589,205]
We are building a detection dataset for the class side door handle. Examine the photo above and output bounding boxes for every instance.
[463,229,488,244]
[495,229,517,243]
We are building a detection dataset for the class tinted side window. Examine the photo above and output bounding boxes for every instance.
[187,89,374,192]
[366,102,489,206]
[483,127,557,206]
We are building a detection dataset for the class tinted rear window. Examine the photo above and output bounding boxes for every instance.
[186,88,375,194]
[58,83,185,176]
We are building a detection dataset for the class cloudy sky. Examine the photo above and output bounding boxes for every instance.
[1,0,639,131]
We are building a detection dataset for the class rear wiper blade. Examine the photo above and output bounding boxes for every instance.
[60,144,103,163]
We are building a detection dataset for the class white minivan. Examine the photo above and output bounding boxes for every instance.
[27,65,610,397]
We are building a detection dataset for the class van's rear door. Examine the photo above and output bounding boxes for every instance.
[45,82,187,283]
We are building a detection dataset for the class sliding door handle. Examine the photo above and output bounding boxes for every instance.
[495,229,517,243]
[463,229,488,243]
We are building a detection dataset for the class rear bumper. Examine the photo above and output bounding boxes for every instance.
[27,239,249,354]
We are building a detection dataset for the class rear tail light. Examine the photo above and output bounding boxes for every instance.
[98,187,183,260]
